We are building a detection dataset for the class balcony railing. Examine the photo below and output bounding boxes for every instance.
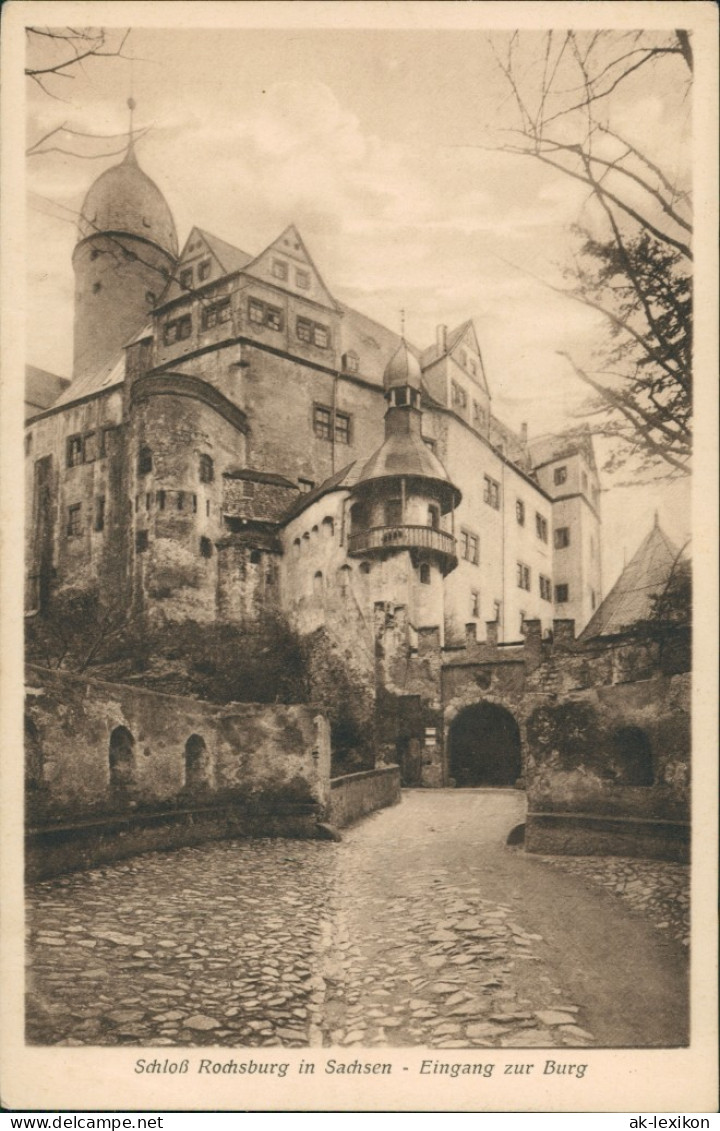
[347,524,457,558]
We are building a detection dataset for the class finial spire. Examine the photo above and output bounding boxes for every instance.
[400,308,405,338]
[653,508,659,527]
[124,97,138,164]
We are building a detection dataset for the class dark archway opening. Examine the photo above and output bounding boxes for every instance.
[184,733,210,788]
[449,702,522,787]
[109,725,136,787]
[608,726,654,786]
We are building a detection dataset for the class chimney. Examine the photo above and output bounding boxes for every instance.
[436,324,447,354]
[520,422,528,444]
[485,621,499,647]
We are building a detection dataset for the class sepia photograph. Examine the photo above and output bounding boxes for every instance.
[2,0,718,1115]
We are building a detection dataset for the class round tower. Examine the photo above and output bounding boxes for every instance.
[72,126,178,381]
[347,340,461,633]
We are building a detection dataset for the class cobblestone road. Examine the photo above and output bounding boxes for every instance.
[26,791,689,1048]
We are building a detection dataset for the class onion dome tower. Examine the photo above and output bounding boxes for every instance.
[347,339,461,577]
[71,100,179,381]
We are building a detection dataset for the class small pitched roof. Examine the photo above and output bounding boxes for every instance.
[529,426,596,471]
[243,223,340,311]
[49,352,126,412]
[282,461,362,523]
[25,366,70,418]
[580,520,683,640]
[197,229,254,275]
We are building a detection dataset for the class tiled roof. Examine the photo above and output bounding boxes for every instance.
[281,461,361,523]
[580,521,683,640]
[529,427,594,470]
[419,320,472,369]
[196,229,254,275]
[48,352,126,412]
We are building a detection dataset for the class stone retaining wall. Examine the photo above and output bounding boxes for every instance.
[25,664,331,876]
[328,765,401,827]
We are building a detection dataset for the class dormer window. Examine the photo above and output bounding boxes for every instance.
[272,259,288,281]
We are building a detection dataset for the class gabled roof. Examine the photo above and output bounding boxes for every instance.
[580,520,683,640]
[529,425,596,471]
[159,227,254,304]
[282,461,362,523]
[197,229,254,275]
[243,223,340,311]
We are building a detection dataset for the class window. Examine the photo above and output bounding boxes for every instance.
[554,526,571,549]
[535,513,548,542]
[555,583,569,603]
[248,298,284,331]
[135,530,149,552]
[385,498,403,526]
[138,447,152,475]
[272,259,288,281]
[179,267,193,290]
[66,435,83,468]
[423,436,437,453]
[472,400,486,429]
[297,316,330,348]
[198,259,211,282]
[109,726,136,788]
[184,734,210,788]
[146,290,157,306]
[157,490,166,510]
[177,492,185,511]
[539,574,552,601]
[199,536,213,558]
[591,588,597,610]
[483,475,500,509]
[516,562,531,591]
[451,380,467,409]
[460,528,479,565]
[338,565,351,597]
[313,570,324,595]
[92,282,102,294]
[471,589,480,618]
[609,727,654,786]
[322,516,335,538]
[313,404,351,444]
[242,480,255,498]
[516,499,525,526]
[67,504,82,536]
[296,268,311,290]
[201,298,231,330]
[419,563,431,585]
[90,248,101,261]
[250,549,262,565]
[192,494,198,513]
[163,313,192,345]
[427,504,440,530]
[206,500,210,516]
[82,433,98,463]
[343,351,359,374]
[298,478,315,493]
[554,465,567,485]
[199,454,214,483]
[146,493,152,510]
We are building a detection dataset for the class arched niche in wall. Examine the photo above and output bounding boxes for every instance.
[608,726,654,786]
[109,725,136,787]
[184,733,211,789]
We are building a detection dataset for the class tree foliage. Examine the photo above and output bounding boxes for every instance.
[491,30,692,480]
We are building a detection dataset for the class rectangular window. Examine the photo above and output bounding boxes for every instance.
[516,561,531,591]
[343,351,359,374]
[554,526,571,549]
[554,465,567,485]
[535,513,548,542]
[555,583,569,603]
[483,475,500,510]
[198,259,212,282]
[472,400,486,430]
[516,499,525,526]
[297,316,330,348]
[460,528,479,565]
[539,574,552,601]
[591,588,597,610]
[248,298,284,331]
[82,432,98,463]
[177,491,184,511]
[163,313,192,345]
[67,503,82,536]
[296,268,310,289]
[471,589,480,618]
[136,530,149,553]
[313,404,351,444]
[451,380,467,409]
[272,259,288,281]
[201,298,231,330]
[67,435,83,468]
[94,496,105,532]
[179,267,193,290]
[157,489,165,510]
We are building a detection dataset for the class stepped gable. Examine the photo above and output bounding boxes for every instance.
[580,519,683,640]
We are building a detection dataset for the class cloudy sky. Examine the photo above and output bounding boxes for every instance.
[23,8,696,592]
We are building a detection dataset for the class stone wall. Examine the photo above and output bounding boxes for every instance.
[328,765,402,828]
[25,664,331,876]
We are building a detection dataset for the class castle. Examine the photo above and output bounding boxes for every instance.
[24,137,691,857]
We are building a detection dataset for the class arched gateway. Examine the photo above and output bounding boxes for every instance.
[448,702,522,787]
